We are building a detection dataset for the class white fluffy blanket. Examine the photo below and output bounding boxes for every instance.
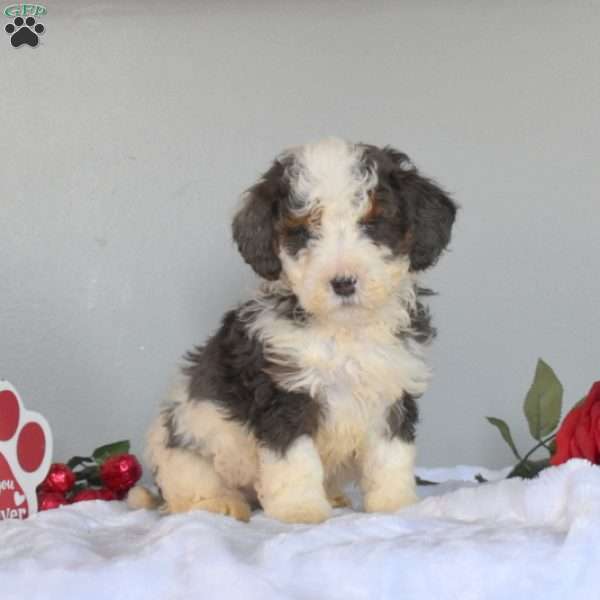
[1,460,599,600]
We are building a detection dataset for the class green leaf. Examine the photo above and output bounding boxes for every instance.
[75,464,100,481]
[508,458,550,479]
[523,359,563,440]
[415,476,438,486]
[486,417,521,460]
[67,456,94,470]
[89,474,102,486]
[92,440,130,465]
[70,483,86,495]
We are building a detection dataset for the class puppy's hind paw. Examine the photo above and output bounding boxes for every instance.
[163,495,251,522]
[192,496,252,522]
[127,485,161,510]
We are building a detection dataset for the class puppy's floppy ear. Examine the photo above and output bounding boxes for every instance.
[232,160,287,280]
[384,147,457,271]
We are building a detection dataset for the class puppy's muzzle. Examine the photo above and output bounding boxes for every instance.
[330,276,357,297]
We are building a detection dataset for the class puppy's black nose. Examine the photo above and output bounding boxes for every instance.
[330,276,357,297]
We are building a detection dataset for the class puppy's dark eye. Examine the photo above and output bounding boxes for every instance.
[283,225,311,255]
[287,225,309,239]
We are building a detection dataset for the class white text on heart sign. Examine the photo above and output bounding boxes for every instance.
[0,479,16,494]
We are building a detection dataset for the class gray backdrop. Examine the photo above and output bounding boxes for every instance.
[2,1,599,469]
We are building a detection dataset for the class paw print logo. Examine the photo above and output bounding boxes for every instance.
[5,16,45,48]
[0,383,52,519]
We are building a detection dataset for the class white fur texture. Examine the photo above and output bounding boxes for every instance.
[10,462,600,599]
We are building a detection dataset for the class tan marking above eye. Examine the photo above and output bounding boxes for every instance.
[279,207,322,234]
[360,192,383,223]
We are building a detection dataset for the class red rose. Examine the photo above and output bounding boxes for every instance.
[38,491,69,511]
[97,487,117,501]
[99,454,142,493]
[551,381,600,466]
[39,463,76,494]
[70,487,117,503]
[71,489,105,503]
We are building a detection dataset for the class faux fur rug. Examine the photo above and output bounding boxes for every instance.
[1,460,598,600]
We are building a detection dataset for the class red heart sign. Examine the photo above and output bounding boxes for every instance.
[0,383,52,519]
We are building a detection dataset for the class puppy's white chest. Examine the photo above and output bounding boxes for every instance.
[271,325,426,468]
[296,326,428,404]
[257,316,429,467]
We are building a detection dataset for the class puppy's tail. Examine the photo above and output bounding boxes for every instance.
[127,485,162,510]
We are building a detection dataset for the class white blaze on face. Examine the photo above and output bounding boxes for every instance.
[279,138,411,320]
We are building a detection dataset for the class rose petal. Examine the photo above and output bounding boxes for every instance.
[574,416,596,461]
[552,382,600,466]
[569,437,583,459]
[551,403,586,465]
[587,382,600,404]
[590,395,600,458]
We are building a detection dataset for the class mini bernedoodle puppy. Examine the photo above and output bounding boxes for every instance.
[129,138,457,523]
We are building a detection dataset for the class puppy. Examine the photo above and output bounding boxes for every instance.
[128,138,456,523]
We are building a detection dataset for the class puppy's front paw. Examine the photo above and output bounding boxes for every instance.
[258,435,331,524]
[364,486,418,513]
[264,495,332,524]
[327,492,352,509]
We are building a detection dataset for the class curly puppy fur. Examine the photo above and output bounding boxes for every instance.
[129,138,456,523]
